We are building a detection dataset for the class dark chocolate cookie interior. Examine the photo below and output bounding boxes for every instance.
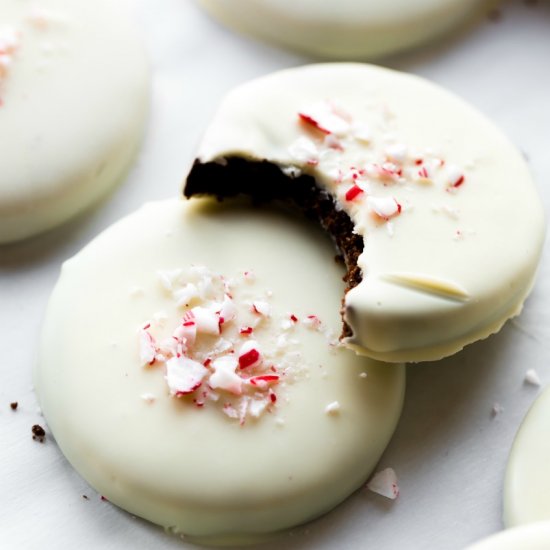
[185,157,363,337]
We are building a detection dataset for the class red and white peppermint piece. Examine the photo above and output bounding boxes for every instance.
[209,356,242,395]
[248,398,269,418]
[367,468,400,500]
[345,184,364,202]
[139,328,156,365]
[165,356,208,396]
[288,137,319,166]
[190,306,220,335]
[247,374,279,389]
[416,164,433,182]
[180,320,197,349]
[298,101,351,136]
[217,294,237,326]
[446,165,465,188]
[367,196,402,220]
[302,315,322,330]
[238,340,262,369]
[252,300,271,317]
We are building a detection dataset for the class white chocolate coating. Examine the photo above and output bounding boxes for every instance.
[35,198,405,542]
[197,0,483,59]
[504,386,550,527]
[0,0,149,244]
[191,63,545,363]
[464,523,550,550]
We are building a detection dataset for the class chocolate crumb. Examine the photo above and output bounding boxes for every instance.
[10,402,18,411]
[32,424,46,442]
[82,495,90,500]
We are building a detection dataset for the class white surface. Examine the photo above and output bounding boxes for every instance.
[0,0,549,548]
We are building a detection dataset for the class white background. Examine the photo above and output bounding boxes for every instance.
[1,1,549,548]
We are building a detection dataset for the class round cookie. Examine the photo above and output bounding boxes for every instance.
[196,0,483,59]
[35,198,405,543]
[0,0,149,244]
[504,386,550,527]
[185,63,545,363]
[464,523,550,550]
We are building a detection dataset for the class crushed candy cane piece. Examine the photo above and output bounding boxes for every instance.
[210,356,242,395]
[345,184,364,202]
[238,340,262,369]
[446,165,465,188]
[217,294,237,325]
[524,368,541,387]
[248,375,279,389]
[303,315,322,330]
[165,356,208,396]
[141,393,156,403]
[139,329,156,365]
[367,468,399,500]
[138,266,328,423]
[298,101,351,136]
[190,306,220,335]
[288,136,319,165]
[325,401,341,415]
[367,196,402,220]
[252,300,271,317]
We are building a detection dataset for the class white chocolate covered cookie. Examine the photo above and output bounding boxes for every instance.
[464,522,550,550]
[0,0,149,244]
[504,386,550,527]
[185,63,545,363]
[35,198,405,543]
[196,0,483,59]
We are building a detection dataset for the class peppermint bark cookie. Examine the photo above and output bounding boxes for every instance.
[196,0,484,59]
[0,0,149,243]
[35,199,405,543]
[464,522,550,550]
[504,386,550,527]
[185,63,545,363]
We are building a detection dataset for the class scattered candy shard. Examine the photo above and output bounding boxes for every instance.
[367,468,399,499]
[524,369,541,387]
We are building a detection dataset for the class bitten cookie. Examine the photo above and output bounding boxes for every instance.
[185,63,545,363]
